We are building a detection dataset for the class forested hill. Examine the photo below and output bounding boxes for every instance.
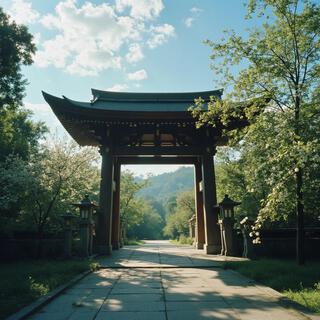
[138,166,194,202]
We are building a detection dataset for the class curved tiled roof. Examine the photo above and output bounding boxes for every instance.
[91,88,223,104]
[43,89,222,113]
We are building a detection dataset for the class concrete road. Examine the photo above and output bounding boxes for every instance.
[28,240,315,320]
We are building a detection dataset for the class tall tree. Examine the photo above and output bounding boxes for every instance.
[192,0,320,264]
[120,171,148,242]
[0,108,46,161]
[0,7,45,160]
[215,150,261,220]
[128,202,164,240]
[0,137,100,245]
[163,190,195,239]
[0,7,35,108]
[0,155,32,236]
[23,139,100,243]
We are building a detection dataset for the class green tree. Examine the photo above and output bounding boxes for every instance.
[22,138,100,242]
[164,195,177,217]
[215,150,260,220]
[192,0,320,264]
[0,137,100,246]
[145,197,166,218]
[163,190,195,239]
[0,7,35,108]
[0,7,46,160]
[120,171,148,241]
[0,108,46,161]
[128,201,164,240]
[0,155,31,236]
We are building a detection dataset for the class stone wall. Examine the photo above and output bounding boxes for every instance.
[236,228,320,259]
[0,238,64,260]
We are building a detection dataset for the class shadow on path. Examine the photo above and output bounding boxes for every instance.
[28,240,310,320]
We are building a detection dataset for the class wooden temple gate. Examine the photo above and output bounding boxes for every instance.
[43,89,245,255]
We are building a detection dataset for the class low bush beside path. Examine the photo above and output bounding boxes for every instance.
[0,259,99,319]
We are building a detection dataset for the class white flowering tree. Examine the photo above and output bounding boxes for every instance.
[23,139,100,241]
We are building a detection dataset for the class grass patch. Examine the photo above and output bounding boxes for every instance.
[124,239,145,245]
[171,235,194,245]
[223,259,320,314]
[0,259,99,319]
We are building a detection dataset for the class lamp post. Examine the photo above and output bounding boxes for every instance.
[73,195,97,257]
[219,194,241,256]
[188,214,196,242]
[62,211,74,258]
[119,217,124,248]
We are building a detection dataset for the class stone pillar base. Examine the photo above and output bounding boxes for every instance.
[98,245,112,255]
[112,242,120,250]
[204,244,220,254]
[195,242,204,249]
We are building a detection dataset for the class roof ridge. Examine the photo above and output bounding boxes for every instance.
[91,88,223,103]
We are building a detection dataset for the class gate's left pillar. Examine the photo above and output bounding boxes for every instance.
[112,160,121,250]
[97,145,114,255]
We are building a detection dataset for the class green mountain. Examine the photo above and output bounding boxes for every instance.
[138,166,194,202]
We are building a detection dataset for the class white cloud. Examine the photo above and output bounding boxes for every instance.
[126,43,144,63]
[106,84,128,91]
[35,0,174,76]
[36,0,138,76]
[190,7,202,15]
[35,35,71,68]
[184,17,194,28]
[25,102,51,113]
[147,24,175,49]
[116,0,164,20]
[184,6,202,28]
[32,33,41,46]
[8,0,40,25]
[24,102,62,132]
[66,50,122,76]
[127,69,147,81]
[41,14,60,29]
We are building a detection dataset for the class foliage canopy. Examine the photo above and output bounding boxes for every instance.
[191,0,320,263]
[0,7,36,108]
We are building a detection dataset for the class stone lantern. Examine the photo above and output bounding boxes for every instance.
[73,195,97,257]
[62,211,75,258]
[219,194,241,256]
[188,214,196,240]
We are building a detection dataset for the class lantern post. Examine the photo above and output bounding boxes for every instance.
[219,194,241,256]
[62,211,75,258]
[73,195,97,257]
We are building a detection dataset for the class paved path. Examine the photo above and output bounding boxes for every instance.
[28,240,314,320]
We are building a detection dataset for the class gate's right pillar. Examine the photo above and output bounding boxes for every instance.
[201,148,221,254]
[194,159,205,249]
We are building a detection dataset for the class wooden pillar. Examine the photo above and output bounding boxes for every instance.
[112,159,121,250]
[194,160,205,249]
[97,145,114,255]
[201,149,221,254]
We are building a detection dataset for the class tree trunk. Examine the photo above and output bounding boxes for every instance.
[36,225,44,259]
[123,222,127,244]
[296,168,305,265]
[294,92,305,265]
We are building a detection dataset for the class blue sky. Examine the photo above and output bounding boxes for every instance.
[1,0,257,176]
